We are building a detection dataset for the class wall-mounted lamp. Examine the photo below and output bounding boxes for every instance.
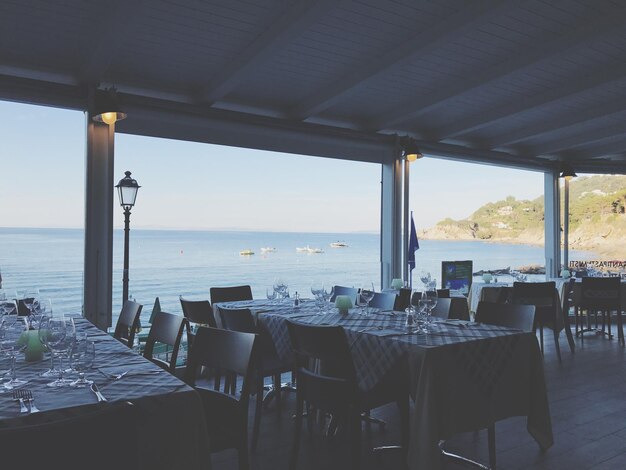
[401,137,423,162]
[559,163,577,180]
[92,87,127,125]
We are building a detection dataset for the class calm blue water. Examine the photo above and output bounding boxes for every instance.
[0,228,594,325]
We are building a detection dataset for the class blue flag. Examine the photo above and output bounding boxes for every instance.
[408,212,419,271]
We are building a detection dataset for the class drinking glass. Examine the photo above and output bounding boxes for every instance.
[419,271,432,287]
[0,300,18,318]
[361,282,375,314]
[422,289,438,332]
[38,315,59,378]
[0,316,29,389]
[70,341,95,387]
[45,315,69,387]
[266,287,277,303]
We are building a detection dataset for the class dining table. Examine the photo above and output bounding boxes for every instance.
[216,298,554,470]
[0,316,211,470]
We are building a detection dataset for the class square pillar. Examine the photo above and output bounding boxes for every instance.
[84,117,115,330]
[380,146,404,289]
[544,170,561,279]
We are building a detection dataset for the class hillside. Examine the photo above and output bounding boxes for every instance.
[421,175,626,257]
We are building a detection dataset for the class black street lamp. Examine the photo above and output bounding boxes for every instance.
[115,171,140,305]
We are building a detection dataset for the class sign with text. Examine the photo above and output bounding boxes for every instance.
[442,260,473,296]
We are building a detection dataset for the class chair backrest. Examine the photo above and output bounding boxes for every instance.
[330,285,358,303]
[143,311,187,373]
[431,297,452,320]
[0,401,139,469]
[218,307,257,334]
[114,300,143,348]
[368,291,397,310]
[210,285,253,305]
[580,276,621,310]
[436,288,450,298]
[410,291,422,307]
[179,297,217,327]
[286,321,357,410]
[148,296,162,324]
[511,282,556,308]
[393,287,411,311]
[185,327,257,391]
[475,301,536,332]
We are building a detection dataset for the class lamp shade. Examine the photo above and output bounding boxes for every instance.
[402,137,423,162]
[559,163,577,179]
[115,171,140,210]
[92,87,127,125]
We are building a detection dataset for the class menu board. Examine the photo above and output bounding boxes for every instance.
[441,260,473,296]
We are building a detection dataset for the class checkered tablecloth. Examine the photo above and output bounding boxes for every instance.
[216,299,553,470]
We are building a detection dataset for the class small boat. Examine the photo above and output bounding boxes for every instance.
[296,246,309,252]
[330,241,348,248]
[260,247,277,253]
[239,249,255,256]
[296,245,324,254]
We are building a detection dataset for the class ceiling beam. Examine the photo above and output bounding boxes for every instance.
[558,138,626,163]
[369,6,626,131]
[289,0,510,120]
[532,122,626,156]
[76,0,147,85]
[437,63,626,142]
[199,0,340,105]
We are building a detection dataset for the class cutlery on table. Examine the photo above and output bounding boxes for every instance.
[97,369,162,380]
[21,389,40,413]
[90,382,107,402]
[12,390,28,413]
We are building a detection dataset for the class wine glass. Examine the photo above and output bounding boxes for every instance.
[38,315,59,378]
[266,287,277,303]
[0,316,29,389]
[360,282,375,315]
[420,271,432,287]
[70,340,95,387]
[422,288,438,332]
[45,315,69,387]
[0,300,18,318]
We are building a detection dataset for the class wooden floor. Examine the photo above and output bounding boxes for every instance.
[212,326,626,470]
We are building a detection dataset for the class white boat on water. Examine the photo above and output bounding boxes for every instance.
[296,245,324,254]
[239,249,255,256]
[330,241,348,248]
[260,247,277,253]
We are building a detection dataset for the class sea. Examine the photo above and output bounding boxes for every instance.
[0,227,596,325]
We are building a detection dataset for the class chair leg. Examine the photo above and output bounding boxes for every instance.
[290,393,305,470]
[350,410,362,470]
[251,379,263,451]
[487,424,496,470]
[214,368,221,391]
[608,310,613,339]
[553,328,562,362]
[619,310,625,346]
[538,326,544,355]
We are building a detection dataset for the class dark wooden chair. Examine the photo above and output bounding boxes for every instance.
[436,288,450,298]
[185,327,257,470]
[476,301,536,332]
[143,311,188,374]
[218,307,293,450]
[467,301,536,470]
[329,285,358,303]
[368,291,397,310]
[393,287,411,311]
[179,297,217,328]
[578,277,622,344]
[0,401,139,470]
[430,297,452,320]
[286,321,409,470]
[510,281,568,361]
[210,285,253,305]
[113,300,143,349]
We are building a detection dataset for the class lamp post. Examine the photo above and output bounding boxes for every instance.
[115,171,140,305]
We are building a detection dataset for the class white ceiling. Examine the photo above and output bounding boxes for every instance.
[2,0,626,172]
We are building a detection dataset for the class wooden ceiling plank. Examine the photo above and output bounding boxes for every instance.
[369,5,626,131]
[289,0,512,120]
[199,0,341,104]
[440,61,626,143]
[76,0,147,85]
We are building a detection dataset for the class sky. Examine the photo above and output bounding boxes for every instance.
[0,100,545,232]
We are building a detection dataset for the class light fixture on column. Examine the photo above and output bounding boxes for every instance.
[401,137,423,162]
[92,87,127,125]
[559,163,577,180]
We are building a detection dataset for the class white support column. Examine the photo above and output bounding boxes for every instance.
[402,158,410,282]
[380,145,404,289]
[544,170,561,279]
[84,117,115,331]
